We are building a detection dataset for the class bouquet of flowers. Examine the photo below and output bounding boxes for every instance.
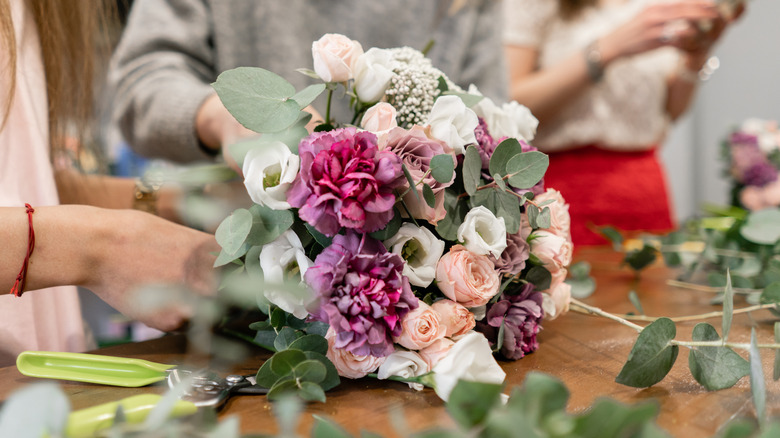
[724,118,780,211]
[212,33,573,402]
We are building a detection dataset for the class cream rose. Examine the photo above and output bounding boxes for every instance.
[457,206,507,258]
[361,102,398,134]
[258,230,314,319]
[430,332,506,402]
[353,48,395,103]
[325,329,385,379]
[242,141,299,210]
[419,337,455,369]
[312,33,363,83]
[541,268,572,320]
[376,349,430,391]
[431,299,475,338]
[426,95,478,155]
[436,245,501,307]
[384,223,445,287]
[393,300,445,350]
[534,189,571,239]
[530,230,573,274]
[468,84,538,142]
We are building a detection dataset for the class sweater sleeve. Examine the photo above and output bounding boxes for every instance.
[107,0,218,163]
[456,0,509,104]
[502,0,558,48]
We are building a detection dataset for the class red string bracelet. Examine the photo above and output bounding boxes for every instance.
[10,204,35,297]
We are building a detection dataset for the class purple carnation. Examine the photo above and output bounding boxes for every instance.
[729,137,779,187]
[491,231,531,275]
[476,283,543,360]
[305,232,417,357]
[287,127,404,237]
[474,117,497,170]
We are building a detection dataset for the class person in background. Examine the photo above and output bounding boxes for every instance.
[503,0,743,245]
[0,0,219,365]
[107,0,508,165]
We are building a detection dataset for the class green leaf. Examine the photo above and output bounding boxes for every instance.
[507,372,570,432]
[215,209,253,255]
[312,415,353,438]
[402,164,421,201]
[774,322,780,381]
[492,172,507,191]
[435,189,469,241]
[288,335,328,355]
[305,223,332,248]
[227,113,311,167]
[525,266,552,291]
[628,290,644,315]
[723,271,734,342]
[369,208,402,241]
[430,154,455,184]
[759,282,780,305]
[304,351,340,391]
[270,307,287,330]
[255,359,282,389]
[213,243,250,268]
[247,204,294,247]
[493,318,506,353]
[293,360,327,384]
[291,84,326,108]
[572,398,660,438]
[462,146,482,196]
[212,67,302,133]
[488,138,524,179]
[688,323,749,390]
[469,188,522,234]
[505,151,549,189]
[615,318,678,388]
[741,209,780,245]
[569,262,591,280]
[566,277,596,299]
[274,327,303,351]
[446,380,503,429]
[298,381,327,403]
[269,349,308,376]
[749,328,767,426]
[441,90,484,108]
[266,379,298,401]
[422,184,436,208]
[599,226,624,251]
[624,245,658,272]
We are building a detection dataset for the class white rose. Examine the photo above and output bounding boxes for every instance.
[469,84,538,142]
[376,349,430,391]
[530,230,573,274]
[259,230,314,319]
[353,48,395,103]
[243,141,299,210]
[457,206,507,258]
[384,223,445,287]
[361,102,398,134]
[312,33,363,83]
[426,95,478,155]
[430,331,506,402]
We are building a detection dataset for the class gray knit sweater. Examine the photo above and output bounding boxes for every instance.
[108,0,508,163]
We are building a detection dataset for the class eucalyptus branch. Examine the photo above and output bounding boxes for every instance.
[581,303,779,323]
[569,299,645,333]
[666,279,761,295]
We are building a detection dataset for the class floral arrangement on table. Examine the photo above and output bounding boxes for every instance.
[210,33,574,402]
[724,118,780,212]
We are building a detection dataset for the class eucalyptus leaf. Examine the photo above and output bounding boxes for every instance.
[312,415,353,438]
[215,209,253,255]
[463,146,482,196]
[0,383,70,438]
[442,90,485,108]
[273,395,303,437]
[288,334,328,355]
[688,323,749,390]
[423,184,436,208]
[740,209,780,245]
[446,381,503,429]
[430,154,455,184]
[369,208,402,241]
[505,151,549,189]
[536,207,552,230]
[569,262,591,280]
[293,360,328,384]
[298,381,327,403]
[304,351,340,391]
[492,172,507,191]
[435,189,469,241]
[269,349,308,377]
[296,68,321,80]
[469,188,521,234]
[213,243,250,268]
[615,318,678,388]
[256,358,282,389]
[723,271,734,342]
[624,245,658,272]
[247,204,294,247]
[489,138,524,179]
[749,328,767,426]
[525,266,552,291]
[274,327,303,352]
[291,84,326,108]
[267,379,299,401]
[402,164,421,201]
[628,290,644,315]
[599,226,624,251]
[566,277,596,299]
[213,67,301,133]
[305,223,332,248]
[571,398,660,438]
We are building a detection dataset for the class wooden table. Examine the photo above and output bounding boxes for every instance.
[1,248,777,437]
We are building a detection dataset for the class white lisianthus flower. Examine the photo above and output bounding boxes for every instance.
[377,349,430,391]
[468,84,538,142]
[741,118,780,154]
[243,141,300,210]
[384,223,445,287]
[426,95,478,155]
[311,33,363,83]
[429,331,506,402]
[457,206,507,258]
[259,230,314,319]
[353,48,395,103]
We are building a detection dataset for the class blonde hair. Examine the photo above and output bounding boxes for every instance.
[0,0,113,156]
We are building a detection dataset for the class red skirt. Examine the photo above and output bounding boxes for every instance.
[543,145,675,246]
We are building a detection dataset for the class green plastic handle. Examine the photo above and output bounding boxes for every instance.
[65,394,197,438]
[16,351,175,387]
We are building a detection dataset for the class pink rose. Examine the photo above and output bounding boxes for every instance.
[534,189,571,239]
[393,300,446,350]
[325,328,385,379]
[419,337,455,369]
[739,186,768,211]
[436,245,500,307]
[530,230,573,274]
[312,33,363,83]
[431,299,475,338]
[541,269,571,320]
[361,102,398,133]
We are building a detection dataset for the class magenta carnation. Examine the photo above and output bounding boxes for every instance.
[287,127,404,236]
[477,283,543,360]
[304,232,418,357]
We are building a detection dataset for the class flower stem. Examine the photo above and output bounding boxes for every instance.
[666,279,761,295]
[569,298,644,333]
[325,87,334,125]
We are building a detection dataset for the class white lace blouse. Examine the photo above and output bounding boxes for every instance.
[503,0,681,152]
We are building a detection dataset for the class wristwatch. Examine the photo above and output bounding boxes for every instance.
[132,174,163,215]
[584,41,604,83]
